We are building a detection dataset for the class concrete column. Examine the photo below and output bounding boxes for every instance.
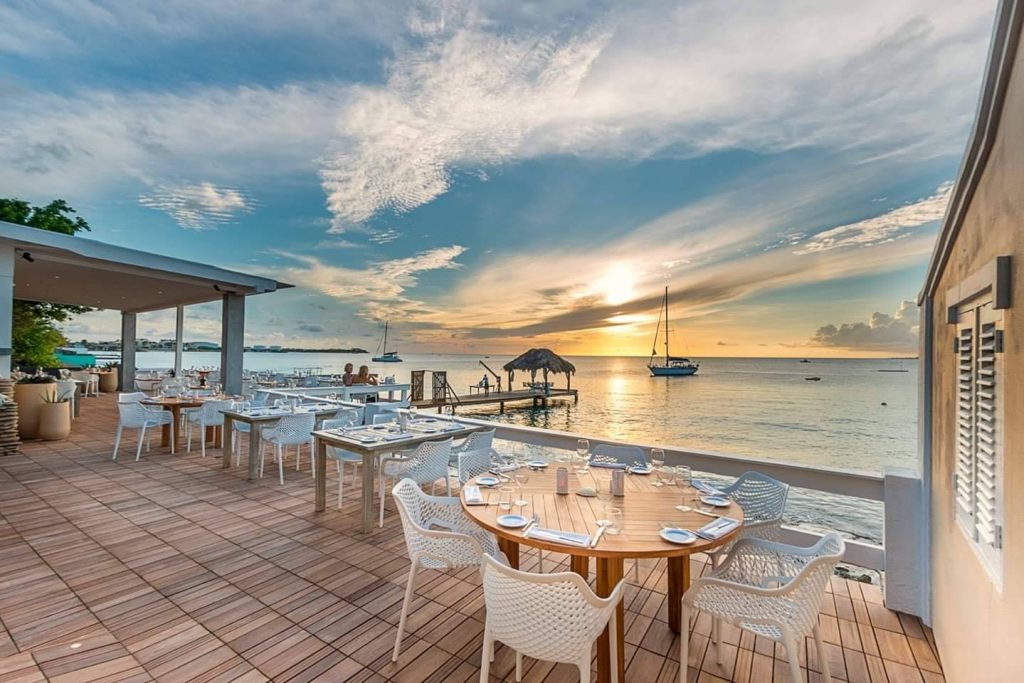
[174,305,184,377]
[120,312,137,392]
[219,294,245,395]
[0,247,13,377]
[883,467,926,618]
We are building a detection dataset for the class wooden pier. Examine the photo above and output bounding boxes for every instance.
[413,387,578,413]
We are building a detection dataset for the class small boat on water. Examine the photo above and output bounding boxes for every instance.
[371,321,402,363]
[805,376,822,381]
[648,287,699,377]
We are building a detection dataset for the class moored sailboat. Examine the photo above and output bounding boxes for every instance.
[648,287,699,377]
[371,321,402,362]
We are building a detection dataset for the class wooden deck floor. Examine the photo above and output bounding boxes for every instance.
[0,393,944,682]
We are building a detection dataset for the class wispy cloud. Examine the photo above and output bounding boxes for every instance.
[793,182,952,254]
[320,0,992,228]
[139,182,255,230]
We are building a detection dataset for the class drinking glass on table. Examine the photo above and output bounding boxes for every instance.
[442,404,454,418]
[498,486,514,511]
[513,469,530,508]
[650,448,666,486]
[606,508,624,535]
[576,439,590,473]
[676,465,692,488]
[594,471,613,527]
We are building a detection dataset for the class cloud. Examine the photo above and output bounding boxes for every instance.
[139,182,255,230]
[810,300,919,351]
[369,229,401,244]
[794,182,952,254]
[320,0,993,227]
[272,244,468,320]
[297,323,325,333]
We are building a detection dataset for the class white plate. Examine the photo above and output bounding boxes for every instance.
[528,460,549,469]
[629,466,652,475]
[476,476,500,487]
[660,528,697,545]
[700,495,731,508]
[496,514,530,529]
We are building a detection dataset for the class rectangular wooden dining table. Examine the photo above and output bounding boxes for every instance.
[312,420,484,534]
[221,405,341,479]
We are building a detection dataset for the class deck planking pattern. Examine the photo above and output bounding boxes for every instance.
[0,393,943,682]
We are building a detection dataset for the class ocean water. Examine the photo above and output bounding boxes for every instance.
[136,352,917,543]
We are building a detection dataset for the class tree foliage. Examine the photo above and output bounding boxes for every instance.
[0,198,92,366]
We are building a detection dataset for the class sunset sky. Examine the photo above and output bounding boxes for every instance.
[0,0,997,357]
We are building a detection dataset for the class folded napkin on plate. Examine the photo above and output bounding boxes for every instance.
[525,527,592,548]
[462,486,486,505]
[590,461,627,470]
[696,516,740,540]
[693,479,726,496]
[383,432,413,441]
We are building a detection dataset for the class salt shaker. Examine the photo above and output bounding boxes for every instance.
[556,467,569,495]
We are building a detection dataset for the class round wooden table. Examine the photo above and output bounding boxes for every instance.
[462,466,744,683]
[141,396,225,453]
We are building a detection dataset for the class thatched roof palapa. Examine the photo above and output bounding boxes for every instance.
[503,348,575,394]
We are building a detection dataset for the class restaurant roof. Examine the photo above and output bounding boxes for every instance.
[0,221,291,312]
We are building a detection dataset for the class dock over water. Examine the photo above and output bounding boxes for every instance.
[412,387,578,413]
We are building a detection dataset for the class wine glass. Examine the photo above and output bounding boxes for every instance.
[513,469,529,509]
[576,439,590,473]
[593,471,612,527]
[651,448,666,487]
[498,486,514,511]
[442,404,454,419]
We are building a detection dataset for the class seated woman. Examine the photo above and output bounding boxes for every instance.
[353,365,378,385]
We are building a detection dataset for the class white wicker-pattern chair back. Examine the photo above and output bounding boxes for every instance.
[722,471,790,526]
[199,399,232,426]
[332,408,362,426]
[458,447,495,484]
[388,438,451,486]
[118,392,147,403]
[56,380,76,401]
[392,478,495,569]
[372,412,397,425]
[457,429,494,453]
[591,444,647,468]
[480,554,624,668]
[117,401,152,428]
[264,412,316,446]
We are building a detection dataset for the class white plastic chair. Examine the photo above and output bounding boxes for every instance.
[259,412,316,485]
[479,553,625,683]
[55,380,76,418]
[321,416,364,507]
[457,447,497,485]
[117,392,147,403]
[185,399,232,457]
[372,412,397,425]
[452,428,495,466]
[590,444,647,468]
[706,471,790,568]
[391,478,506,662]
[70,371,97,397]
[379,438,452,527]
[333,405,364,425]
[680,533,846,683]
[113,401,175,461]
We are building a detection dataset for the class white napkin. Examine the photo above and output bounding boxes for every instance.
[525,527,592,548]
[590,461,627,470]
[696,516,740,540]
[693,479,725,496]
[463,486,486,505]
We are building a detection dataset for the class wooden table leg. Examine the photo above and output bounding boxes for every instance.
[247,423,262,481]
[315,438,327,513]
[161,423,171,448]
[361,453,375,532]
[221,416,234,469]
[171,406,182,453]
[498,538,520,569]
[595,556,625,683]
[570,554,589,580]
[667,555,691,634]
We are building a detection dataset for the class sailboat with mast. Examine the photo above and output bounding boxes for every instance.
[648,286,699,377]
[371,320,402,363]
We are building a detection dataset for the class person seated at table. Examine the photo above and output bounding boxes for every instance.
[342,363,355,386]
[353,365,378,385]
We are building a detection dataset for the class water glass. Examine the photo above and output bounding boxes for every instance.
[606,508,624,535]
[576,439,590,473]
[498,486,514,511]
[514,470,529,507]
[651,448,666,486]
[677,465,692,488]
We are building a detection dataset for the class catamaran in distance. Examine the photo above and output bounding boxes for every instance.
[371,320,402,362]
[648,286,699,377]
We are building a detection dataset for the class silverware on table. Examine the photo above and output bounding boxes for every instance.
[590,525,607,548]
[693,509,720,518]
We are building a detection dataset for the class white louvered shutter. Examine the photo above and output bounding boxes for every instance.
[974,304,1003,560]
[954,312,975,529]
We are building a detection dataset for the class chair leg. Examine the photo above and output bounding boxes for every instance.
[679,603,690,683]
[337,461,344,508]
[135,426,147,462]
[169,420,175,454]
[634,558,640,582]
[515,651,523,682]
[277,444,285,485]
[783,636,802,683]
[392,563,418,662]
[716,616,725,664]
[479,626,492,682]
[537,549,544,572]
[296,443,302,471]
[813,624,832,683]
[201,422,207,458]
[608,600,618,683]
[112,425,123,460]
[578,655,591,683]
[379,473,386,527]
[186,421,193,453]
[259,441,266,478]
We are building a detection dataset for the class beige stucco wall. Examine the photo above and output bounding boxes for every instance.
[928,41,1024,683]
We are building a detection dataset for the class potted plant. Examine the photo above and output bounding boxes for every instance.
[98,362,119,393]
[38,390,71,441]
[14,373,57,439]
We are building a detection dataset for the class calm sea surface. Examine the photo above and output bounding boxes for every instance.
[136,352,918,543]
